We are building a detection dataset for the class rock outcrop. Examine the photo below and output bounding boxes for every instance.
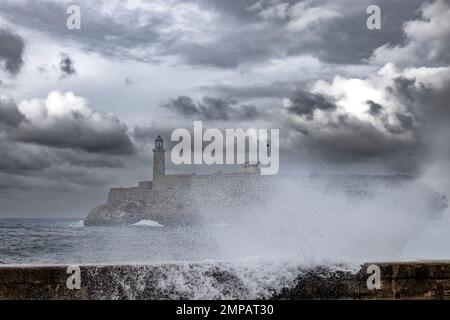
[84,201,146,226]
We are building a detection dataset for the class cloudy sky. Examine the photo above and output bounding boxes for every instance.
[0,0,449,217]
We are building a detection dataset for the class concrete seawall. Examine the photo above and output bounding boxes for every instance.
[1,262,450,299]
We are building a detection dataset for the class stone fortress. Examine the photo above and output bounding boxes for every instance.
[84,136,266,226]
[84,136,448,226]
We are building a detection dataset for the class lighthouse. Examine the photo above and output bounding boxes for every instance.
[153,135,165,185]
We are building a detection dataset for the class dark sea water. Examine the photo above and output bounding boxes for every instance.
[0,218,329,299]
[0,219,230,264]
[1,207,449,265]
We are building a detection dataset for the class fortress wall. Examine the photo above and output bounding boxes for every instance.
[139,174,272,225]
[138,181,152,189]
[144,189,199,225]
[153,175,192,190]
[107,187,147,206]
[1,262,450,299]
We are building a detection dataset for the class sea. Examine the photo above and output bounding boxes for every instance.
[0,219,233,264]
[1,208,449,265]
[1,214,449,299]
[0,218,347,299]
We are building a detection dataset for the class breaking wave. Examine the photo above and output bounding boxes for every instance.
[84,260,361,300]
[131,220,164,227]
[68,220,85,228]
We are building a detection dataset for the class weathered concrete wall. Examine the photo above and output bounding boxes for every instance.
[1,262,450,300]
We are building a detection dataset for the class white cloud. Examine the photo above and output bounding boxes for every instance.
[287,2,342,32]
[15,91,135,154]
[284,62,450,154]
[19,91,90,121]
[372,0,450,67]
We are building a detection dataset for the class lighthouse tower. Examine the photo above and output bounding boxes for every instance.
[153,135,165,186]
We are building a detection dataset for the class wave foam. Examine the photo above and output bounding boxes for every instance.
[85,260,361,299]
[68,220,84,227]
[131,220,164,227]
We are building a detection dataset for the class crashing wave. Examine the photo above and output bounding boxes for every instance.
[68,220,85,227]
[84,261,360,299]
[131,220,164,227]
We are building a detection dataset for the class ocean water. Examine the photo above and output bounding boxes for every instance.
[1,209,450,266]
[2,215,449,299]
[0,219,232,264]
[2,177,450,265]
[3,175,449,266]
[2,177,449,299]
[0,218,368,299]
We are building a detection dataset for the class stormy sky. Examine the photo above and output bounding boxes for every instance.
[0,0,449,217]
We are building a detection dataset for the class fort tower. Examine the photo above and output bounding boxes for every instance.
[153,135,165,185]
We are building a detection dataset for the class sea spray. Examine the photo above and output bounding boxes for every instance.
[192,175,446,263]
[84,260,361,299]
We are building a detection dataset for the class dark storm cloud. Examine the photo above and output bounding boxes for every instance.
[13,114,136,155]
[201,81,300,99]
[389,74,450,133]
[133,126,176,146]
[192,0,266,21]
[167,96,198,117]
[0,29,25,74]
[321,118,412,156]
[388,75,450,135]
[0,141,53,174]
[165,96,260,121]
[0,0,165,63]
[389,75,450,171]
[0,0,426,68]
[387,77,420,104]
[283,112,419,172]
[0,97,24,127]
[395,113,414,131]
[292,0,423,64]
[52,148,128,169]
[0,140,132,189]
[59,53,76,77]
[366,100,383,117]
[14,125,135,155]
[286,91,337,119]
[364,100,414,135]
[0,95,141,194]
[171,24,284,68]
[176,0,424,67]
[0,93,136,155]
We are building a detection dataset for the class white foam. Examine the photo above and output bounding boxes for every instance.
[68,220,84,227]
[84,260,361,300]
[131,220,163,227]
